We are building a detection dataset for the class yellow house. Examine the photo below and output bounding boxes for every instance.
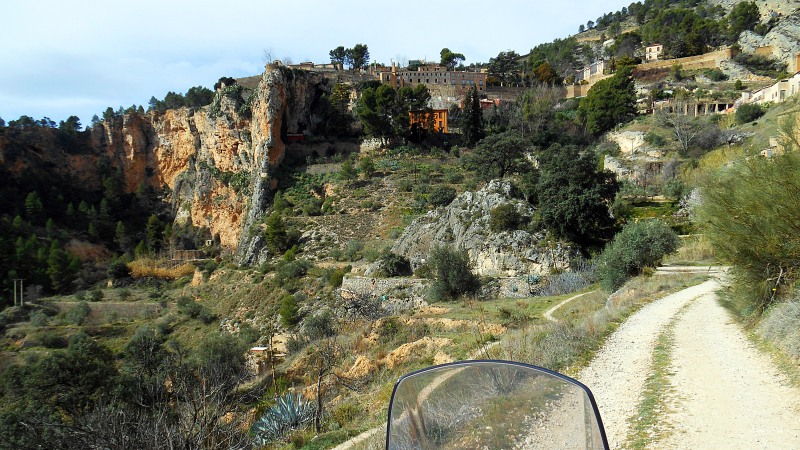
[409,109,448,134]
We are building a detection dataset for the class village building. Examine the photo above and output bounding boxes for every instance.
[409,109,449,134]
[377,63,488,94]
[743,71,800,105]
[575,60,608,83]
[645,44,663,62]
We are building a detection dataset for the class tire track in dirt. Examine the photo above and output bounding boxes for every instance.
[578,280,720,448]
[658,288,800,448]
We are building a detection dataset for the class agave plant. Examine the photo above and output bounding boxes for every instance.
[252,392,316,444]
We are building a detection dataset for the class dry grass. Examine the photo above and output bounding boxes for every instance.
[128,258,196,279]
[496,272,708,376]
[664,234,716,265]
[759,301,800,360]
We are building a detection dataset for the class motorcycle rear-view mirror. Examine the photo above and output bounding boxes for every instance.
[386,360,608,449]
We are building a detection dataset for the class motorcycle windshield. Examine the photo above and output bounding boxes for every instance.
[386,360,608,450]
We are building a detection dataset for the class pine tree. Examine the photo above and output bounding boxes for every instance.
[145,215,163,253]
[47,240,80,293]
[24,192,44,224]
[115,221,129,251]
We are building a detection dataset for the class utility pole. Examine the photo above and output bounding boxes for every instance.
[12,279,24,307]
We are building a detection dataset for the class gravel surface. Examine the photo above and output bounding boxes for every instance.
[660,287,800,449]
[579,280,721,448]
[580,272,800,449]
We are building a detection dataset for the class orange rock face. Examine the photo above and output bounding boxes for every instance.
[1,65,331,259]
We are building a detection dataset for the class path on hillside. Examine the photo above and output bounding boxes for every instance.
[579,268,800,448]
[543,290,598,323]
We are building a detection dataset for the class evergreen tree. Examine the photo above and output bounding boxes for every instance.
[264,212,288,255]
[115,221,129,251]
[145,215,163,253]
[461,87,485,147]
[578,65,636,136]
[465,131,528,179]
[535,144,619,247]
[47,241,80,293]
[134,240,147,258]
[24,191,44,224]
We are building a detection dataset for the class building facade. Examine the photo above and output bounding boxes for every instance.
[645,44,663,62]
[409,109,449,134]
[378,63,488,94]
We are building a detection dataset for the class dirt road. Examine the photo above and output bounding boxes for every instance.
[580,272,800,449]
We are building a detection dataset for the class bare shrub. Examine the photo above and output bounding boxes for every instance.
[128,258,195,280]
[532,261,596,297]
[335,290,387,321]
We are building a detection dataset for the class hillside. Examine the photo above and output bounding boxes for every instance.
[2,0,800,449]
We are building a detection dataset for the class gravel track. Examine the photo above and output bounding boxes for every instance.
[660,287,800,449]
[578,279,721,447]
[580,271,800,449]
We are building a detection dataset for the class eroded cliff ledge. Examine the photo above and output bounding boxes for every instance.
[1,65,332,260]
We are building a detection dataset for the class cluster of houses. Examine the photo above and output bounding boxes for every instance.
[277,42,800,136]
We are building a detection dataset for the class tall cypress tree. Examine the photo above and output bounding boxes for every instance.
[461,87,485,147]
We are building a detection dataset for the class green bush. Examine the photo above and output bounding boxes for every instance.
[88,289,104,302]
[733,53,788,78]
[489,203,523,232]
[378,252,412,277]
[358,156,375,177]
[177,295,209,321]
[108,260,131,279]
[663,179,686,199]
[36,331,68,348]
[338,158,357,180]
[274,259,312,285]
[644,131,666,147]
[377,317,402,343]
[396,179,413,192]
[596,220,680,291]
[279,294,300,327]
[66,301,91,325]
[443,171,464,184]
[699,136,800,313]
[427,246,480,301]
[302,309,337,341]
[329,269,345,287]
[703,68,728,81]
[342,240,364,262]
[29,310,50,327]
[735,103,764,124]
[413,183,431,194]
[428,186,457,207]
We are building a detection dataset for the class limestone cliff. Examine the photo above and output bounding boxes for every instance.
[0,65,332,260]
[387,180,577,277]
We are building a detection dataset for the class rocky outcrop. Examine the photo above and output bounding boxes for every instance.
[739,12,800,71]
[1,65,334,260]
[237,67,330,264]
[389,180,576,277]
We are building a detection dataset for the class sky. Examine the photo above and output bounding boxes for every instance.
[0,0,634,126]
